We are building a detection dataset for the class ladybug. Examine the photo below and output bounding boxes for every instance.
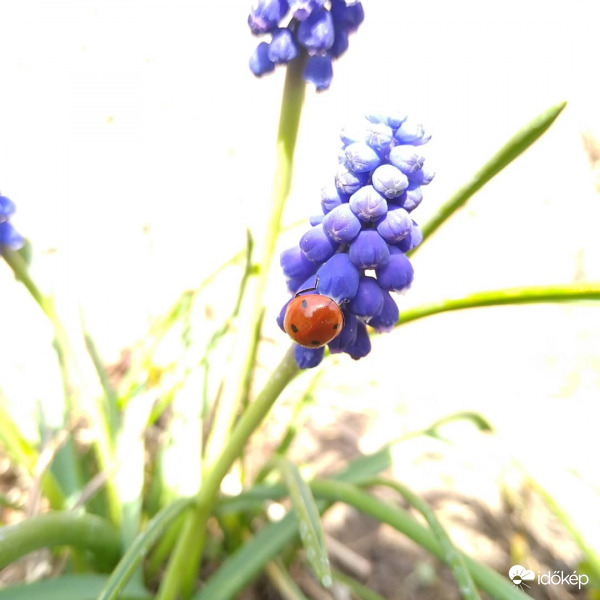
[284,293,344,349]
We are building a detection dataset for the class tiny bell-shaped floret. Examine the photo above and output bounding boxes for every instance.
[344,142,382,173]
[316,253,360,304]
[268,28,299,63]
[371,164,409,199]
[330,0,365,32]
[297,7,335,53]
[300,224,339,262]
[288,0,325,20]
[375,253,414,292]
[0,195,16,221]
[249,42,275,76]
[280,246,318,284]
[248,0,290,35]
[376,207,412,243]
[322,203,361,243]
[368,291,399,333]
[335,162,368,195]
[295,345,325,369]
[0,222,24,250]
[395,223,423,252]
[349,185,387,222]
[394,119,431,146]
[365,122,394,153]
[397,184,423,212]
[303,55,333,91]
[348,229,390,269]
[348,276,385,321]
[321,184,347,213]
[345,321,371,360]
[328,310,358,353]
[388,145,426,176]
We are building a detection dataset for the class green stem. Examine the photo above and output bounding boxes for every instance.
[415,101,567,247]
[0,512,121,570]
[310,479,529,600]
[397,282,600,328]
[157,346,299,600]
[205,54,307,466]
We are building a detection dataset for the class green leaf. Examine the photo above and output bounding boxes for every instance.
[278,458,332,588]
[333,569,387,600]
[416,100,566,245]
[97,497,195,600]
[0,574,152,600]
[369,478,481,600]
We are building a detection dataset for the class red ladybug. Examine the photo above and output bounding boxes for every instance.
[284,293,344,348]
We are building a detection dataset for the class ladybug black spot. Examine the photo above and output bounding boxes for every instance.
[291,324,298,333]
[310,340,320,346]
[301,299,308,309]
[333,323,339,329]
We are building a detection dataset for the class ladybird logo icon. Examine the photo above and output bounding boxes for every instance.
[509,565,535,590]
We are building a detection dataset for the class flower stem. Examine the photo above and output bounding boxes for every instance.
[156,345,299,600]
[0,512,121,570]
[205,54,308,467]
[397,282,600,327]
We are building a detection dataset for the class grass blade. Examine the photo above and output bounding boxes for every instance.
[369,478,480,600]
[416,101,566,245]
[97,497,195,600]
[278,458,332,588]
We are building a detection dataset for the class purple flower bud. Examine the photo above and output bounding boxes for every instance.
[376,207,412,243]
[394,120,431,145]
[316,253,360,303]
[0,195,16,222]
[340,122,367,146]
[330,0,365,33]
[335,162,368,195]
[281,246,318,280]
[346,320,371,360]
[349,185,387,222]
[249,42,275,76]
[328,310,358,353]
[0,221,24,250]
[396,222,423,252]
[267,28,298,63]
[300,223,339,262]
[388,145,426,175]
[375,253,414,291]
[248,0,289,35]
[396,183,423,212]
[371,164,409,199]
[368,291,399,332]
[303,55,333,91]
[329,26,349,58]
[321,184,347,213]
[297,7,335,53]
[365,122,394,153]
[348,276,385,320]
[344,142,382,173]
[408,165,435,186]
[295,345,325,368]
[288,0,325,20]
[277,298,291,331]
[348,229,390,269]
[322,203,361,242]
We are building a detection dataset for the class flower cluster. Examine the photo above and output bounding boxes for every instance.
[248,0,364,91]
[278,111,434,368]
[0,194,24,251]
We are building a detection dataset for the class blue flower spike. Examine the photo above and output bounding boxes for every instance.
[247,0,365,91]
[278,111,434,368]
[0,194,24,251]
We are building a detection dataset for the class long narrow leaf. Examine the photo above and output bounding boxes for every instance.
[279,459,332,588]
[97,497,195,600]
[369,478,480,600]
[416,101,566,245]
[0,574,151,600]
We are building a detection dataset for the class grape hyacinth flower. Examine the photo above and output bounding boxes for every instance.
[0,194,24,251]
[248,0,365,91]
[278,111,434,368]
